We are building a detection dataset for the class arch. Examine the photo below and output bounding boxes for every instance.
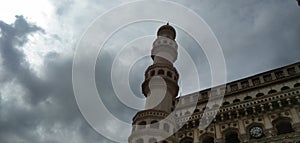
[158,69,164,75]
[281,86,290,91]
[180,137,193,143]
[200,134,214,143]
[268,90,277,94]
[150,70,155,76]
[202,136,214,143]
[136,138,144,143]
[194,108,200,113]
[244,96,252,100]
[167,71,172,78]
[149,138,157,143]
[272,117,294,135]
[224,129,240,143]
[163,123,170,132]
[256,93,264,97]
[150,120,159,129]
[138,121,146,129]
[294,83,300,87]
[223,101,230,106]
[233,99,240,103]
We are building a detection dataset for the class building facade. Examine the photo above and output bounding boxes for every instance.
[128,24,300,143]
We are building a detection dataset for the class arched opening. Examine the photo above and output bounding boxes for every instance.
[138,121,146,129]
[163,123,170,132]
[281,86,290,91]
[294,83,300,87]
[233,99,240,103]
[273,118,294,135]
[149,138,157,143]
[180,137,193,143]
[256,93,264,97]
[225,131,240,143]
[158,69,164,75]
[268,90,277,94]
[194,109,200,113]
[150,70,155,76]
[202,136,214,143]
[136,138,144,143]
[223,101,230,106]
[167,71,172,78]
[150,120,159,129]
[244,96,252,100]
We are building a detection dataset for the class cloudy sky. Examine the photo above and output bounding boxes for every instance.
[0,0,300,143]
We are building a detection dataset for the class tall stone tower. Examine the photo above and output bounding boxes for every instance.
[128,23,180,143]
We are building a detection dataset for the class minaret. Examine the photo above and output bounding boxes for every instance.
[128,23,179,143]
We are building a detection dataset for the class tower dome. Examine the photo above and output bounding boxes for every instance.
[157,23,176,40]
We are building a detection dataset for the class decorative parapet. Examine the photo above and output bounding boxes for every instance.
[176,87,300,123]
[176,62,300,108]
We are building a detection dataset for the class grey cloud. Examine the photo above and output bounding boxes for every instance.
[0,16,113,143]
[1,1,300,143]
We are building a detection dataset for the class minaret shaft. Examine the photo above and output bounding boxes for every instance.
[129,23,179,143]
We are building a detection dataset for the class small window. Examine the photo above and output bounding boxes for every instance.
[231,84,238,91]
[274,118,294,135]
[268,90,277,94]
[202,136,214,143]
[252,78,260,85]
[180,137,193,143]
[225,131,240,143]
[263,74,272,82]
[244,96,252,100]
[167,71,172,78]
[287,67,296,75]
[223,101,230,106]
[241,81,249,88]
[158,69,164,75]
[233,99,240,103]
[150,70,155,76]
[256,93,264,97]
[275,71,284,79]
[281,86,290,91]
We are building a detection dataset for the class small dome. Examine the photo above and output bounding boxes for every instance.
[157,23,176,40]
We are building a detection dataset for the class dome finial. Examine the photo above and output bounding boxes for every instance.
[157,22,176,39]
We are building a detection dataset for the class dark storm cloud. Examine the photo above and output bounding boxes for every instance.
[0,16,112,143]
